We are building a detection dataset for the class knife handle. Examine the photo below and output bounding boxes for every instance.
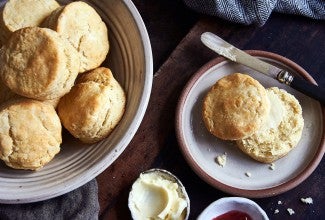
[290,77,325,105]
[277,70,324,105]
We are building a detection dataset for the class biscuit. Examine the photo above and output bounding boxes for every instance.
[0,81,60,108]
[0,98,62,170]
[58,67,126,144]
[236,87,304,163]
[43,97,61,109]
[43,1,109,73]
[0,0,60,44]
[202,73,270,140]
[0,27,80,100]
[0,80,17,106]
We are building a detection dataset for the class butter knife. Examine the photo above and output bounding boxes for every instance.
[201,32,325,105]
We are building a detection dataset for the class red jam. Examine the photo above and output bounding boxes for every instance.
[213,210,252,220]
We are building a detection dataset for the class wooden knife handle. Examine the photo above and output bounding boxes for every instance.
[290,77,325,105]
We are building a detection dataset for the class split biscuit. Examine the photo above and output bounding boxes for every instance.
[43,1,109,73]
[236,87,304,163]
[202,73,270,140]
[58,67,126,144]
[0,0,60,44]
[0,98,62,170]
[0,27,80,100]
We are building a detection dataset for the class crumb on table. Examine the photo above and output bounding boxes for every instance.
[300,197,313,204]
[287,208,295,215]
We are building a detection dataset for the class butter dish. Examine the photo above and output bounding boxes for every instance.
[128,169,190,220]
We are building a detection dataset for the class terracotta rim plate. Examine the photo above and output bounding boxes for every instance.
[176,50,324,198]
[0,0,153,203]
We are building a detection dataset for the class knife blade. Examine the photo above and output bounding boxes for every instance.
[201,32,325,105]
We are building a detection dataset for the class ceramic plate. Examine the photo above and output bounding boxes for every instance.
[0,0,152,203]
[176,50,324,198]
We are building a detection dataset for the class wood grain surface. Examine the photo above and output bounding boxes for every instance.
[98,1,324,219]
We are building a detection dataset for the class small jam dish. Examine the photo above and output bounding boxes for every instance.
[197,197,269,220]
[128,168,190,220]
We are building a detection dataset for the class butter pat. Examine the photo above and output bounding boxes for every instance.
[258,90,285,134]
[128,169,190,220]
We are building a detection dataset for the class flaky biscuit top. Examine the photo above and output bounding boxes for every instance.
[0,27,80,100]
[202,73,270,140]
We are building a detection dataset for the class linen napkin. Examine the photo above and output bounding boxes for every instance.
[183,0,325,26]
[0,179,99,220]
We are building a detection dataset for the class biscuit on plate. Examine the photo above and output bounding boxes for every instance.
[43,1,109,73]
[202,73,270,140]
[0,98,62,170]
[58,67,126,144]
[0,27,80,100]
[0,0,60,44]
[236,87,304,163]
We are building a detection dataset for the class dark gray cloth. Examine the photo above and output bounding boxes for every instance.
[0,179,100,220]
[183,0,325,26]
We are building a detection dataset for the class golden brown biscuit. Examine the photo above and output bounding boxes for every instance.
[236,87,304,163]
[58,67,126,144]
[43,1,109,73]
[43,97,61,109]
[0,0,60,44]
[0,80,17,106]
[0,27,80,100]
[0,98,62,170]
[202,73,270,140]
[0,80,59,108]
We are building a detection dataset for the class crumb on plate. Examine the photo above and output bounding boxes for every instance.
[215,153,227,167]
[245,172,251,177]
[269,163,275,170]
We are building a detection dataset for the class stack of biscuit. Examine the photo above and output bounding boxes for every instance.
[202,73,304,163]
[0,0,126,170]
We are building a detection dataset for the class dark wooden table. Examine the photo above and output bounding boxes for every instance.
[97,1,325,219]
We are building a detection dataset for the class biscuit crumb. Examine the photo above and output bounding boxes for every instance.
[215,153,227,167]
[300,197,313,204]
[269,163,275,170]
[245,172,251,177]
[287,208,295,215]
[278,200,282,205]
[274,209,279,214]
